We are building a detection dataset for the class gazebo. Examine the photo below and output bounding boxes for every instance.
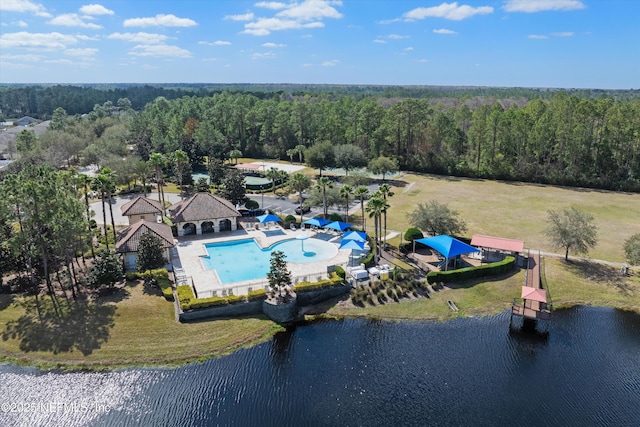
[415,235,480,271]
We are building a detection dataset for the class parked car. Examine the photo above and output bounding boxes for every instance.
[295,205,311,214]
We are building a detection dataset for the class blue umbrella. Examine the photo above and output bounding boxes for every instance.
[339,239,365,250]
[303,217,331,228]
[324,221,352,232]
[342,230,367,242]
[256,213,282,224]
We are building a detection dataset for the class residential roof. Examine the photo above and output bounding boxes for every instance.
[168,192,241,223]
[115,220,174,253]
[120,196,163,217]
[470,235,525,253]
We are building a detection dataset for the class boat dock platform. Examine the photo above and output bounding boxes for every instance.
[510,251,552,324]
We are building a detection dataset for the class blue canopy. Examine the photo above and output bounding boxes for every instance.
[342,230,367,242]
[324,221,352,232]
[256,213,282,224]
[303,217,330,227]
[340,239,365,251]
[415,235,480,258]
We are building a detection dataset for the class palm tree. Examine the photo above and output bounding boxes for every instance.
[134,160,151,197]
[316,177,332,218]
[366,195,389,263]
[90,173,111,250]
[354,186,369,230]
[289,173,311,223]
[377,183,394,250]
[339,184,354,222]
[266,167,281,195]
[148,153,166,208]
[100,168,118,244]
[172,149,189,200]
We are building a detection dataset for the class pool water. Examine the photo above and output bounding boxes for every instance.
[202,238,338,284]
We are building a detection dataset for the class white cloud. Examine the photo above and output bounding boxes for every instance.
[44,59,73,64]
[124,14,197,28]
[277,0,343,21]
[0,53,42,61]
[199,40,232,46]
[0,31,78,49]
[403,2,493,21]
[252,51,277,59]
[433,28,458,35]
[262,42,286,47]
[107,32,169,44]
[551,31,574,37]
[129,44,192,58]
[321,59,339,66]
[528,34,548,39]
[388,34,409,39]
[242,17,323,36]
[242,0,342,36]
[48,14,102,29]
[65,48,98,57]
[373,39,386,44]
[418,59,429,63]
[503,0,584,13]
[225,13,254,21]
[404,47,414,51]
[79,4,114,15]
[255,1,288,10]
[0,0,51,17]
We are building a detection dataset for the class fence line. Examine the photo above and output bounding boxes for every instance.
[185,262,349,299]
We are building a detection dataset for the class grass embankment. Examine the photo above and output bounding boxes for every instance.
[0,281,281,371]
[328,260,640,321]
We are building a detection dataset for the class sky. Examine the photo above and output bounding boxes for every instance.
[0,0,638,88]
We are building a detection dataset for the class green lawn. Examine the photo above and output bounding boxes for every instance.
[383,173,640,263]
[0,282,281,370]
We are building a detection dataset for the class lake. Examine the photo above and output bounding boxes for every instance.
[1,306,639,426]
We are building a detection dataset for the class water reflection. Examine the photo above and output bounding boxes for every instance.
[1,307,639,427]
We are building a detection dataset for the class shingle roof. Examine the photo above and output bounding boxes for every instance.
[115,220,175,253]
[120,196,163,216]
[168,192,240,223]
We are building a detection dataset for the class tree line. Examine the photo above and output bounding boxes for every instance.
[128,91,640,191]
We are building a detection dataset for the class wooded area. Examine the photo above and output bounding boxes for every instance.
[2,85,639,190]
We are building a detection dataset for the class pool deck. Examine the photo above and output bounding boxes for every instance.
[170,224,356,297]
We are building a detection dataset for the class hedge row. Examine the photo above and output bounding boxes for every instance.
[125,268,173,301]
[426,256,516,284]
[293,273,344,292]
[178,285,259,311]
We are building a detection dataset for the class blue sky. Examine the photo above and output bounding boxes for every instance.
[1,0,638,88]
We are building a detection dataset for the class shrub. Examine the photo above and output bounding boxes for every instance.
[176,285,195,304]
[360,252,375,268]
[334,265,346,279]
[247,288,267,301]
[426,256,515,284]
[328,212,343,222]
[226,295,244,304]
[294,273,343,292]
[404,227,424,243]
[284,214,297,226]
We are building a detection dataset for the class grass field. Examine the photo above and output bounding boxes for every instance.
[380,172,640,263]
[0,282,281,370]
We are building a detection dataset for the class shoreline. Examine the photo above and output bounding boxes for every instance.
[0,258,637,372]
[1,300,638,373]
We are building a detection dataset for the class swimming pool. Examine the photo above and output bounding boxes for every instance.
[201,238,339,284]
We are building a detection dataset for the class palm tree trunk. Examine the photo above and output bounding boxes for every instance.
[101,193,109,250]
[83,183,95,258]
[108,192,117,243]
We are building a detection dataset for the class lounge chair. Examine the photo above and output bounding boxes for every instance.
[290,223,296,230]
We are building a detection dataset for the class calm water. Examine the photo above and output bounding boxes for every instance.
[202,238,338,283]
[1,306,639,427]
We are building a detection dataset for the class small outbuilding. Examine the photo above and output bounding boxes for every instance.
[115,220,175,271]
[470,234,524,263]
[168,192,241,237]
[120,196,164,225]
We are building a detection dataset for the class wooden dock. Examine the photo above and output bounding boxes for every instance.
[510,251,552,323]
